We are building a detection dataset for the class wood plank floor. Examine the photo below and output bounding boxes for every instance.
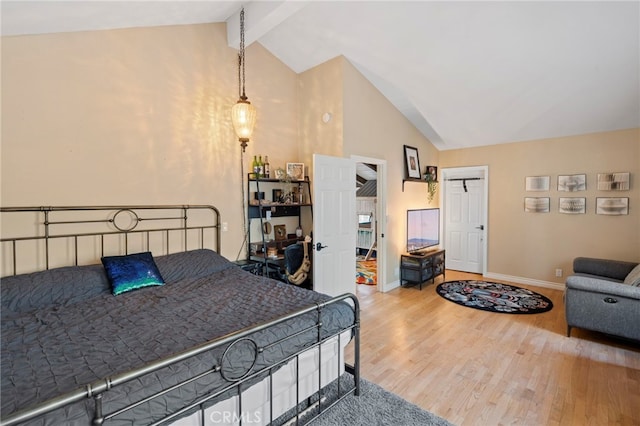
[346,271,640,426]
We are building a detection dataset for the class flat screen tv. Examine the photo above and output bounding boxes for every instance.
[407,208,440,253]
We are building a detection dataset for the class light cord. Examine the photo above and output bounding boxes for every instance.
[239,8,246,100]
[236,148,249,261]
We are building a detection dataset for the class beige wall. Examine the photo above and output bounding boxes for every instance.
[297,56,345,165]
[342,58,439,286]
[440,128,640,284]
[1,23,299,261]
[3,23,637,287]
[297,56,440,286]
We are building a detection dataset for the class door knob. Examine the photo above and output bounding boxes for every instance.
[476,225,484,230]
[316,242,328,251]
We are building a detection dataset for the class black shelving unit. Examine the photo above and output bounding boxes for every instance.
[247,176,313,281]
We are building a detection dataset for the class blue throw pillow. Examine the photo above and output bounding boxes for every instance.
[101,252,165,295]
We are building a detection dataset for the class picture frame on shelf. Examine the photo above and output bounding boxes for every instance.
[525,176,550,191]
[274,224,287,241]
[524,197,550,213]
[286,163,305,180]
[558,174,586,192]
[425,166,438,182]
[403,145,421,179]
[596,197,629,215]
[559,197,586,214]
[597,172,630,191]
[272,189,283,203]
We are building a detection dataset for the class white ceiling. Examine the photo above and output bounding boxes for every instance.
[2,1,639,150]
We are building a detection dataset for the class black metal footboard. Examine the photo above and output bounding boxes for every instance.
[1,293,360,426]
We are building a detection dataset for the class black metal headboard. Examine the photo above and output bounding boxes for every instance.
[0,205,220,277]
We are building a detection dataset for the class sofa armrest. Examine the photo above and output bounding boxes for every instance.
[566,275,640,301]
[573,257,638,281]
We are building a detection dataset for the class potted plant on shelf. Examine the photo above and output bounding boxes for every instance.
[424,166,438,202]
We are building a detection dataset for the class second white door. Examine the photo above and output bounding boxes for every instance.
[443,170,486,274]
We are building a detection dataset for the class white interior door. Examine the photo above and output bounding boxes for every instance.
[443,168,487,274]
[313,154,356,297]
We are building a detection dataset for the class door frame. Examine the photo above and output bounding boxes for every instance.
[441,165,489,275]
[351,155,387,292]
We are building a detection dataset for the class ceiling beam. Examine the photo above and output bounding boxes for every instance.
[363,163,377,173]
[226,1,307,49]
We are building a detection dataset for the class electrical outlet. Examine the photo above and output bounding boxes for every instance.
[555,268,563,277]
[394,267,399,277]
[222,222,228,232]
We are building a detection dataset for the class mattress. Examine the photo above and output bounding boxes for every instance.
[1,250,355,425]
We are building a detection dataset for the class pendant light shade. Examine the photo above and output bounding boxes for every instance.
[232,7,256,152]
[231,99,257,150]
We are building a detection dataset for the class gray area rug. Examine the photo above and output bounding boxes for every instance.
[293,375,454,426]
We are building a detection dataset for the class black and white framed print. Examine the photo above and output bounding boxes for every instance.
[524,197,550,213]
[403,145,421,179]
[558,174,586,191]
[525,176,550,191]
[559,197,586,214]
[596,197,629,215]
[597,172,630,191]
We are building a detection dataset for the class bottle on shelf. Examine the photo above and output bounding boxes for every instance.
[264,156,270,179]
[252,156,259,178]
[257,155,264,178]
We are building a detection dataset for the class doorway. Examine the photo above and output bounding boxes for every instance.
[352,155,387,292]
[441,166,488,275]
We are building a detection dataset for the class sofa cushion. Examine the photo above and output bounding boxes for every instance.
[623,264,640,287]
[573,257,638,281]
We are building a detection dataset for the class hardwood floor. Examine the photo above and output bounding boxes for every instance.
[346,271,640,425]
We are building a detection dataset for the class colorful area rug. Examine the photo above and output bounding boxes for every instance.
[356,258,376,285]
[435,280,553,314]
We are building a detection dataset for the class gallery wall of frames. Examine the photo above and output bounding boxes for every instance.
[524,172,630,215]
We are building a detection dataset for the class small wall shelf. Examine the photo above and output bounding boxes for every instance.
[402,178,427,191]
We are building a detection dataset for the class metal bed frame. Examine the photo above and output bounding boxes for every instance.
[0,205,360,426]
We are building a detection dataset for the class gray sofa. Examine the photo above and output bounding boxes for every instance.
[565,257,640,341]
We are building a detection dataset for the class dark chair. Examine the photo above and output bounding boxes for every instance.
[283,242,311,286]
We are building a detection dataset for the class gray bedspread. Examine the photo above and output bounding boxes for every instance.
[1,250,355,425]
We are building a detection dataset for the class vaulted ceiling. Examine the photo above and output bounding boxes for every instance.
[3,1,638,150]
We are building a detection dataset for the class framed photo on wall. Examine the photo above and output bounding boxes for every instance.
[597,172,630,191]
[559,197,586,214]
[524,197,550,213]
[558,174,586,191]
[596,197,629,215]
[525,176,550,191]
[403,145,421,179]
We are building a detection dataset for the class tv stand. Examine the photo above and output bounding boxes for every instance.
[400,249,445,290]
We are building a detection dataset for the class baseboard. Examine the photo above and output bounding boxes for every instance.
[484,272,565,291]
[381,279,400,293]
[382,274,563,293]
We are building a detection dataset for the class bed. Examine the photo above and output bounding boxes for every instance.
[0,205,360,425]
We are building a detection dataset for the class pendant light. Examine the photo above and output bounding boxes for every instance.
[231,7,257,152]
